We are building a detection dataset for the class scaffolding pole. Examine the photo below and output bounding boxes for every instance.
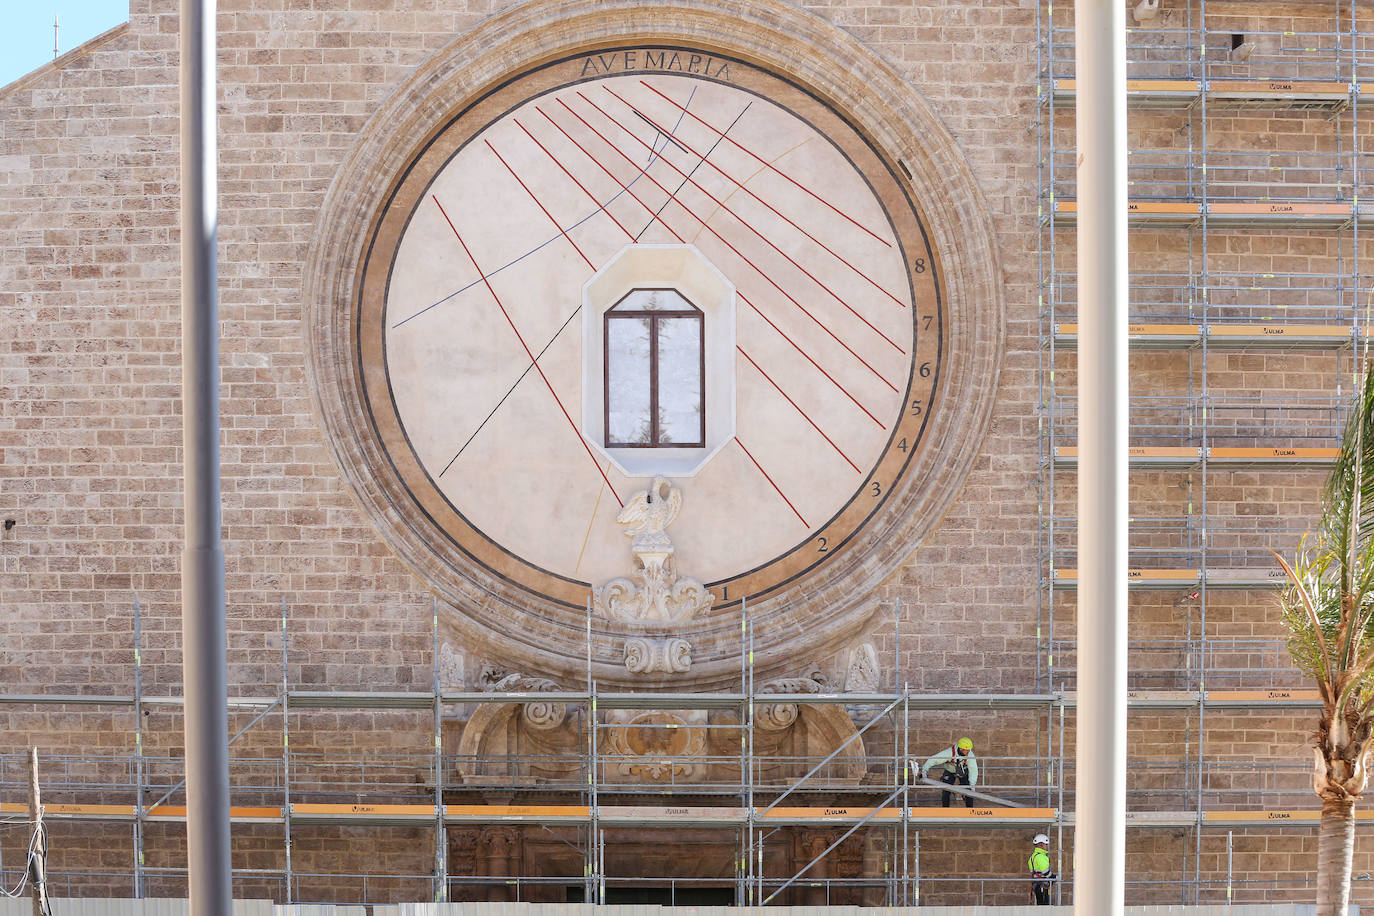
[281,599,292,903]
[432,600,447,902]
[133,596,145,898]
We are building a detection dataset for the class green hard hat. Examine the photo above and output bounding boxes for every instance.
[957,737,973,751]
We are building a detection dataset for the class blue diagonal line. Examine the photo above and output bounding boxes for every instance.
[391,85,698,331]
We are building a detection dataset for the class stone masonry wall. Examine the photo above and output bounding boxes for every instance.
[1,0,1365,905]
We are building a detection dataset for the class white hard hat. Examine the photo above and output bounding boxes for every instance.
[1034,833,1049,845]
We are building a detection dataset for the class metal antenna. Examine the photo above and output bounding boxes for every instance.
[52,15,59,59]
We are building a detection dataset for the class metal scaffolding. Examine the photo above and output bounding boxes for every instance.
[3,2,1373,907]
[1037,0,1371,905]
[0,590,1353,908]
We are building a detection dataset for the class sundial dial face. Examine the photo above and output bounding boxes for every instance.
[307,0,1002,680]
[358,46,943,611]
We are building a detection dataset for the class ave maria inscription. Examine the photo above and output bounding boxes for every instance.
[580,49,732,80]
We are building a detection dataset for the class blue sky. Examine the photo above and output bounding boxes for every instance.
[0,0,129,88]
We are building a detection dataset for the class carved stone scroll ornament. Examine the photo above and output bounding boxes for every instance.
[478,666,567,730]
[624,637,692,674]
[593,478,714,625]
[757,667,831,731]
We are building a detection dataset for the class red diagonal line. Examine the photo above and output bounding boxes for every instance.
[538,107,685,242]
[560,95,902,355]
[540,102,898,394]
[740,292,884,429]
[485,139,594,270]
[431,193,623,508]
[526,109,878,432]
[603,85,907,309]
[738,346,861,474]
[513,118,636,243]
[734,437,808,529]
[576,91,904,354]
[640,79,892,248]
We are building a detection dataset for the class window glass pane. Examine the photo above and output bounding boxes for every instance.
[610,289,692,312]
[606,316,652,445]
[655,316,703,445]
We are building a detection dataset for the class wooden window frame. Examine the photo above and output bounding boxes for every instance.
[603,288,706,449]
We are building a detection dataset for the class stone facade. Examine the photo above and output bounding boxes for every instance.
[2,0,1372,907]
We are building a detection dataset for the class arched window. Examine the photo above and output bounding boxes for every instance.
[604,288,705,448]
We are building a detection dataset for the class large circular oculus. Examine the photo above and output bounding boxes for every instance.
[304,0,1004,683]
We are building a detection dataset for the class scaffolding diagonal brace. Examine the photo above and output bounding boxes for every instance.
[761,784,905,905]
[144,696,283,813]
[757,693,904,817]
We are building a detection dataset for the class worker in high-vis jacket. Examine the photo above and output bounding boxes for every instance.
[1028,833,1055,905]
[920,737,978,807]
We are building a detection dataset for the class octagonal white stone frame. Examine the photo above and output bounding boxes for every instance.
[581,244,736,478]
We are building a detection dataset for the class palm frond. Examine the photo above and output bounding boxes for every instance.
[1322,363,1374,594]
[1279,363,1374,714]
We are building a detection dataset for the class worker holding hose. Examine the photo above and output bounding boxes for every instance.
[920,737,978,807]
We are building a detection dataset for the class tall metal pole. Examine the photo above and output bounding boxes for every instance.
[1074,0,1128,912]
[180,0,231,909]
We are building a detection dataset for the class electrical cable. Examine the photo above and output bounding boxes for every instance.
[0,815,44,898]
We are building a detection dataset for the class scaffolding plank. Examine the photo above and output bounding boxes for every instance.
[1206,446,1338,465]
[600,806,744,827]
[1053,200,1201,224]
[137,696,276,709]
[442,691,589,705]
[1058,691,1199,709]
[1203,810,1323,825]
[1206,201,1353,225]
[1052,77,1201,103]
[141,806,283,822]
[1207,324,1352,346]
[290,803,437,825]
[907,807,1055,823]
[1052,568,1199,588]
[1128,691,1201,709]
[1053,323,1201,348]
[1204,567,1291,588]
[0,693,134,706]
[1124,811,1198,827]
[45,804,136,819]
[446,804,588,824]
[1053,446,1200,467]
[1205,689,1321,708]
[901,693,1055,709]
[596,692,745,709]
[287,691,433,709]
[759,805,900,824]
[739,692,888,705]
[1207,79,1349,103]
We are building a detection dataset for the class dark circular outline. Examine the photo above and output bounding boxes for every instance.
[363,47,942,608]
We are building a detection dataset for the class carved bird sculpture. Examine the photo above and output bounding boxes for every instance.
[616,477,682,543]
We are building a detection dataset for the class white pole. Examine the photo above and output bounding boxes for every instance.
[1074,0,1128,912]
[180,0,231,911]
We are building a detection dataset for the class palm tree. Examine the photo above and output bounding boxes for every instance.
[1277,362,1374,915]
